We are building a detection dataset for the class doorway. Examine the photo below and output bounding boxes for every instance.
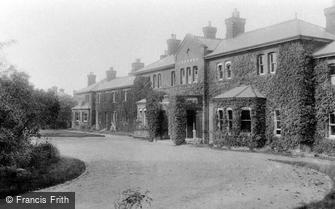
[186,110,196,139]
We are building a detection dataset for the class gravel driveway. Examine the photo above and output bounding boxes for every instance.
[42,135,332,209]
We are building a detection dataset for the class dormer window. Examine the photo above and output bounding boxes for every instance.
[217,63,224,80]
[257,54,265,75]
[225,61,232,79]
[330,65,335,85]
[268,52,277,74]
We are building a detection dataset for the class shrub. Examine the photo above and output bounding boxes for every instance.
[114,188,152,209]
[146,91,165,141]
[168,96,187,145]
[29,142,60,168]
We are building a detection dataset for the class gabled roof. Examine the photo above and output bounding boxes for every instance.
[133,55,175,75]
[95,76,135,92]
[214,85,265,99]
[207,19,335,59]
[314,41,335,58]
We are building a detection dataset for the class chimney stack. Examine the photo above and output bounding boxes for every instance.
[325,2,335,34]
[225,8,246,39]
[166,34,181,55]
[131,58,144,73]
[87,72,96,86]
[160,50,168,59]
[106,67,117,81]
[202,21,217,39]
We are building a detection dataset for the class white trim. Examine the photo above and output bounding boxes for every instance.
[274,109,281,136]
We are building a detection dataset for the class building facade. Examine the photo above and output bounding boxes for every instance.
[72,2,335,151]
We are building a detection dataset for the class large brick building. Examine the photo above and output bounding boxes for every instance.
[72,3,335,150]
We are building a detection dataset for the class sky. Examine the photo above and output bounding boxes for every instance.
[0,0,333,94]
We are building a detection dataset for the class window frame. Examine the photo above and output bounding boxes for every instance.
[192,66,198,83]
[180,68,185,85]
[171,71,176,86]
[329,113,335,139]
[225,61,232,79]
[330,65,335,85]
[226,108,233,133]
[186,67,192,84]
[75,112,80,122]
[112,91,116,103]
[217,108,224,131]
[257,54,265,75]
[152,74,157,88]
[82,112,88,122]
[274,109,281,136]
[124,90,128,102]
[268,52,277,74]
[240,108,252,133]
[217,63,224,80]
[157,73,161,88]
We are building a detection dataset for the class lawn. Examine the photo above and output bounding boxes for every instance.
[40,129,105,138]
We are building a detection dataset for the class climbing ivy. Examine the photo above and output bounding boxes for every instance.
[145,90,165,141]
[168,96,187,145]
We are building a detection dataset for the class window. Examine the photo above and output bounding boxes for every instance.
[241,109,251,133]
[329,113,335,138]
[171,71,176,86]
[180,68,186,84]
[143,109,147,126]
[153,74,156,88]
[85,95,89,103]
[225,61,232,79]
[157,74,161,88]
[217,109,224,131]
[112,91,116,103]
[217,63,224,80]
[227,108,233,132]
[268,52,277,74]
[97,93,101,104]
[192,66,198,83]
[113,111,117,123]
[187,67,192,84]
[274,109,281,136]
[82,112,88,122]
[124,90,128,102]
[257,54,265,75]
[75,112,80,121]
[330,65,335,85]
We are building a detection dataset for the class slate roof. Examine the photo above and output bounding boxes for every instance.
[314,41,335,58]
[133,55,175,75]
[95,76,135,92]
[214,85,265,99]
[194,36,222,51]
[207,19,335,58]
[75,76,135,94]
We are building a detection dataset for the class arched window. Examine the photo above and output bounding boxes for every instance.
[257,54,265,75]
[180,68,185,84]
[241,108,251,133]
[268,52,277,74]
[171,71,176,86]
[225,61,232,79]
[217,108,224,131]
[153,74,156,88]
[157,74,161,88]
[187,67,192,84]
[192,66,198,83]
[226,108,233,132]
[217,63,223,80]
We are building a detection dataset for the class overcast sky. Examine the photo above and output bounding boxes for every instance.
[0,0,333,94]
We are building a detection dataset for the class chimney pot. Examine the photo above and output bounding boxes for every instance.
[225,9,246,39]
[202,21,217,39]
[87,72,96,86]
[131,58,144,73]
[106,67,117,81]
[167,34,181,55]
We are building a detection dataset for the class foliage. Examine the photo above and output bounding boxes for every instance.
[168,96,187,145]
[56,93,77,128]
[145,91,165,141]
[208,41,316,151]
[29,142,60,169]
[114,188,153,209]
[132,76,152,103]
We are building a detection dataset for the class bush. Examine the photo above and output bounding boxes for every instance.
[146,91,165,141]
[313,138,335,156]
[114,188,153,209]
[29,142,60,168]
[168,96,187,145]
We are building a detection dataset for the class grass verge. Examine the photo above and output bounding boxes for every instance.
[0,157,85,199]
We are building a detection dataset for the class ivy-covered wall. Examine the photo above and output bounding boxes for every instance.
[313,60,335,154]
[211,98,266,148]
[207,40,322,150]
